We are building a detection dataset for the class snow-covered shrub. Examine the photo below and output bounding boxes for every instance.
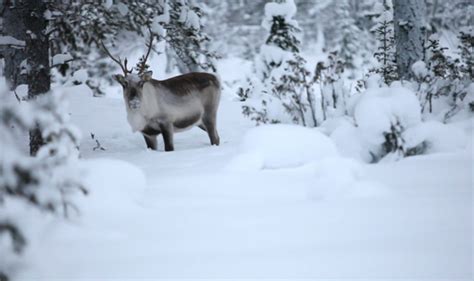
[0,78,85,279]
[458,28,473,80]
[327,78,470,163]
[314,51,351,120]
[270,53,319,126]
[354,85,424,162]
[242,0,318,126]
[403,121,467,154]
[243,52,325,127]
[412,30,473,121]
[227,124,339,171]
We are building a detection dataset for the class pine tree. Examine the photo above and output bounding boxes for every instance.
[265,15,300,53]
[258,0,301,82]
[0,83,85,281]
[458,28,473,79]
[372,1,398,84]
[48,1,218,95]
[333,0,362,71]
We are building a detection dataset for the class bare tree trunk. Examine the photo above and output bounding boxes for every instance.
[22,0,50,155]
[1,0,27,89]
[393,0,426,80]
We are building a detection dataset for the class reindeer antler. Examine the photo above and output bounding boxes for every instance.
[136,28,155,75]
[98,40,133,77]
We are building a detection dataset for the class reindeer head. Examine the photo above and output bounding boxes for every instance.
[113,71,153,110]
[100,29,155,110]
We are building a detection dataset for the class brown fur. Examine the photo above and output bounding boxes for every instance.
[152,72,220,95]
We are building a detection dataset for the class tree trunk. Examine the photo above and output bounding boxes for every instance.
[22,0,50,155]
[393,0,426,80]
[1,0,27,89]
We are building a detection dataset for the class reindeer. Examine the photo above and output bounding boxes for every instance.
[99,31,221,151]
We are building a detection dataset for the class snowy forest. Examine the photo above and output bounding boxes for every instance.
[0,0,473,280]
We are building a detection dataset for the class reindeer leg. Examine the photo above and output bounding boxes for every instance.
[198,124,207,132]
[202,116,220,146]
[142,133,158,150]
[159,123,174,151]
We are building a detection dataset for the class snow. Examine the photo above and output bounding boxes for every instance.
[404,120,467,153]
[179,6,201,31]
[102,0,113,9]
[228,124,338,170]
[262,0,298,31]
[151,16,166,37]
[354,85,421,146]
[71,69,88,84]
[52,53,73,65]
[264,0,297,18]
[254,45,292,83]
[6,72,470,279]
[1,53,472,280]
[411,60,429,78]
[14,84,28,100]
[0,36,25,47]
[116,3,129,16]
[327,117,371,162]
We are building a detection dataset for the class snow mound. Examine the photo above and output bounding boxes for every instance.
[307,157,390,200]
[329,119,372,162]
[72,69,88,84]
[227,124,339,171]
[404,121,467,154]
[264,0,297,19]
[355,86,421,146]
[79,158,147,214]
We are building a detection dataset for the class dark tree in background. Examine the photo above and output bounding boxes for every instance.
[0,0,27,89]
[393,0,426,80]
[265,15,300,53]
[21,0,50,155]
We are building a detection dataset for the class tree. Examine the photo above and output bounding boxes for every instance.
[0,81,85,281]
[426,0,473,33]
[47,1,218,96]
[0,0,27,89]
[393,0,426,80]
[333,0,362,71]
[256,0,301,83]
[458,28,473,80]
[371,1,398,84]
[21,0,51,155]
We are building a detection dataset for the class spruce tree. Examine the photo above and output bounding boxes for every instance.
[333,0,361,71]
[258,0,301,82]
[372,2,398,84]
[265,15,300,53]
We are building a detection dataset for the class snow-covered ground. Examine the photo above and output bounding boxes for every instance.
[16,59,473,280]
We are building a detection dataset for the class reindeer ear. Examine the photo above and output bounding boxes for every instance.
[113,74,127,86]
[141,71,153,82]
